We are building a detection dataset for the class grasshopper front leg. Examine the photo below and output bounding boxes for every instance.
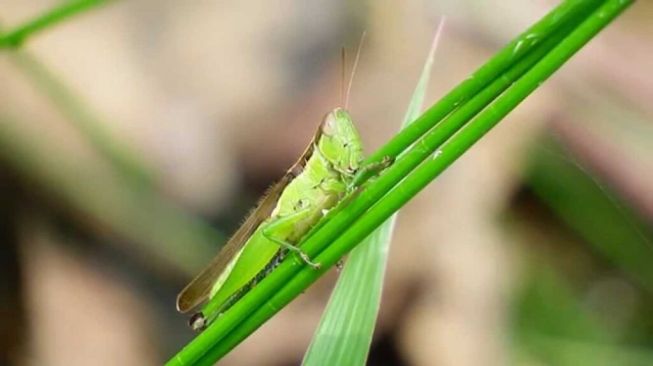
[348,156,394,191]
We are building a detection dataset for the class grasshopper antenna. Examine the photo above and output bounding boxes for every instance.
[340,47,346,107]
[344,31,366,110]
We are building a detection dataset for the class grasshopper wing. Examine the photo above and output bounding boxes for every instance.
[176,175,290,313]
[176,125,322,313]
[175,133,321,313]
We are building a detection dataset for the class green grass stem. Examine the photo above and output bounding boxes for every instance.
[167,0,633,364]
[0,0,112,48]
[8,51,154,186]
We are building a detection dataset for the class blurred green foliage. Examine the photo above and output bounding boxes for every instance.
[510,134,653,366]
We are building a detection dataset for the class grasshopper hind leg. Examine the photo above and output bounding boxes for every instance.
[261,208,322,270]
[262,228,321,270]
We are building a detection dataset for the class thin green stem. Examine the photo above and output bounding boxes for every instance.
[167,0,633,364]
[200,0,631,363]
[190,25,569,366]
[353,0,603,187]
[0,0,111,48]
[8,52,153,186]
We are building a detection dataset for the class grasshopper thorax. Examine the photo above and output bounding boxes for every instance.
[318,108,364,176]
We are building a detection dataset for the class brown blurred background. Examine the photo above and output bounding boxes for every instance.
[0,1,652,365]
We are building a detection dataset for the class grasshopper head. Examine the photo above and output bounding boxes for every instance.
[318,108,364,176]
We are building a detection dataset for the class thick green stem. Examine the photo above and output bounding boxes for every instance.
[167,0,633,364]
[361,0,603,169]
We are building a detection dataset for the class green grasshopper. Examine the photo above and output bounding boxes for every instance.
[176,106,390,330]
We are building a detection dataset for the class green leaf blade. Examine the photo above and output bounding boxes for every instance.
[302,19,445,366]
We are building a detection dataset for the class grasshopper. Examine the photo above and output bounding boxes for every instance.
[176,37,389,330]
[176,107,392,330]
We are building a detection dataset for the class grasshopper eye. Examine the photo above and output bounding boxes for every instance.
[343,142,349,148]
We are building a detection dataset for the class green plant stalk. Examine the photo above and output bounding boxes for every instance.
[8,51,153,186]
[191,34,561,366]
[166,1,605,364]
[166,0,627,364]
[179,19,577,365]
[309,0,602,249]
[0,0,112,48]
[359,0,603,172]
[299,0,600,264]
[182,0,633,363]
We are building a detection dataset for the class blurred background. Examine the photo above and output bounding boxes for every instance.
[0,0,652,365]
